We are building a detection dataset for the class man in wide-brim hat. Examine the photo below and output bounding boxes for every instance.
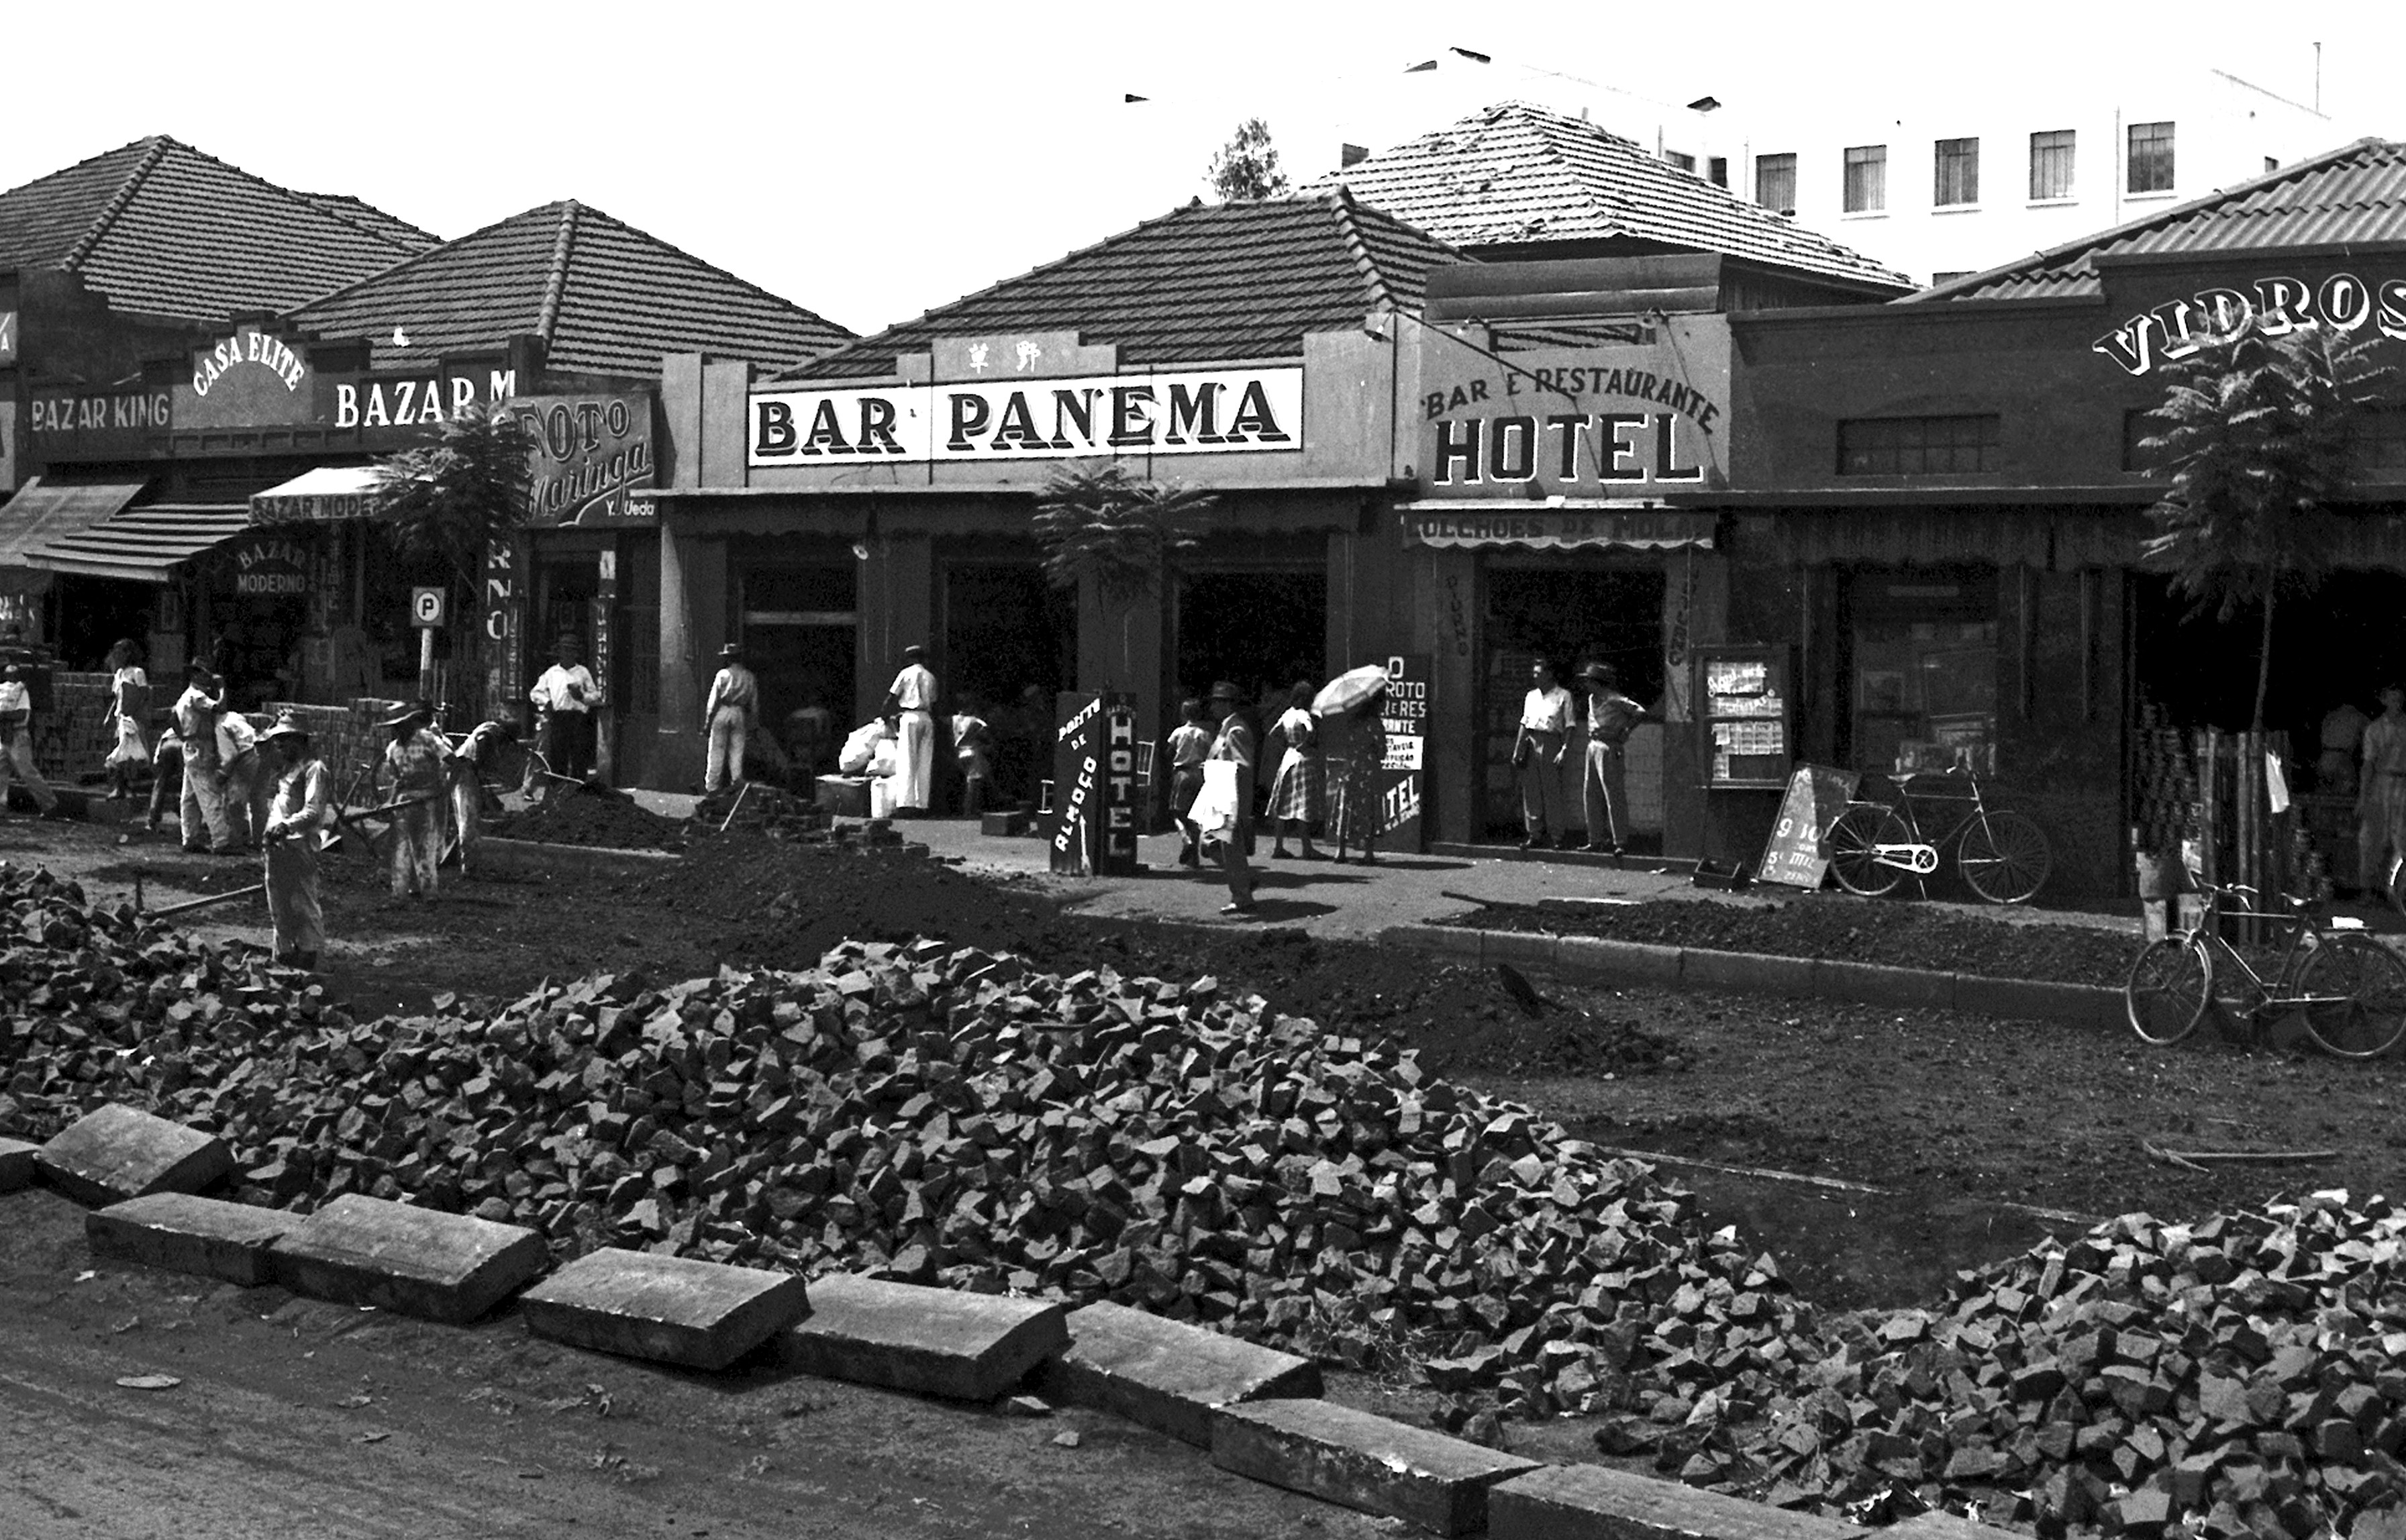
[172,658,230,852]
[703,640,759,795]
[1576,662,1652,859]
[379,699,450,900]
[259,712,335,969]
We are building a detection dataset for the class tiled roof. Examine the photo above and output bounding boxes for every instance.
[1914,138,2406,303]
[287,201,854,376]
[0,136,434,322]
[782,191,1462,381]
[1323,101,1912,293]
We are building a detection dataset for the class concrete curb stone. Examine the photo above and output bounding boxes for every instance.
[522,1249,811,1371]
[269,1193,548,1323]
[1210,1398,1540,1536]
[1813,958,1957,1013]
[1678,947,1816,998]
[0,1136,35,1192]
[87,1193,299,1286]
[36,1104,233,1207]
[1556,934,1685,985]
[1037,1300,1323,1448]
[780,1273,1069,1402]
[1489,1463,1872,1540]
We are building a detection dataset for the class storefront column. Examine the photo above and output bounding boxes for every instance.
[1409,545,1480,845]
[858,534,933,725]
[1327,521,1409,676]
[1077,576,1162,747]
[655,516,723,790]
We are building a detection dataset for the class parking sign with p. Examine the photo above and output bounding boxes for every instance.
[411,587,446,628]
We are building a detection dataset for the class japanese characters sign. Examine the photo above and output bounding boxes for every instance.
[748,368,1304,467]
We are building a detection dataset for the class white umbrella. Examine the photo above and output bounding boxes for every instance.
[1313,664,1391,716]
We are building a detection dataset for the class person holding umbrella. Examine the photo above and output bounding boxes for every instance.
[259,713,335,970]
[1315,664,1392,866]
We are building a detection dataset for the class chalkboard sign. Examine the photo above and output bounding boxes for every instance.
[1755,763,1862,889]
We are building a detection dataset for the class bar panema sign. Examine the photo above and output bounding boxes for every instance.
[748,367,1303,467]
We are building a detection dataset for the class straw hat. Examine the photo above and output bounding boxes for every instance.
[261,711,311,743]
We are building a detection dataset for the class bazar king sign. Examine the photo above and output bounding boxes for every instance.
[2092,270,2406,375]
[748,367,1304,466]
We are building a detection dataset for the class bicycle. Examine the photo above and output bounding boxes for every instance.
[2125,877,2406,1057]
[1823,768,2053,905]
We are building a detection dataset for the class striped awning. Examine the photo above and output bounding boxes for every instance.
[23,503,256,584]
[0,478,147,567]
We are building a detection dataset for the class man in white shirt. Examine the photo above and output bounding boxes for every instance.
[1516,657,1574,850]
[882,644,938,813]
[529,635,601,785]
[701,641,758,794]
[173,659,230,852]
[213,703,264,853]
[0,664,60,817]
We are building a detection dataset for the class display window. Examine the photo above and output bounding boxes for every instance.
[1846,573,1997,775]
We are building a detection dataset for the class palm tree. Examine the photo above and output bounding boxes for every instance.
[367,401,536,711]
[1033,461,1216,605]
[2139,323,2390,729]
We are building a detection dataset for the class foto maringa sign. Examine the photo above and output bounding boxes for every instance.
[748,368,1303,467]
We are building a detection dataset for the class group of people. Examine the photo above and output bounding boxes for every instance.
[1515,657,1652,856]
[1167,676,1392,917]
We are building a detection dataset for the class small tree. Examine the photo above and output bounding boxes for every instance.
[1207,118,1289,203]
[2140,323,2390,729]
[1033,462,1216,604]
[368,401,537,708]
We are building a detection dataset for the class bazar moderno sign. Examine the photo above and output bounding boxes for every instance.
[748,368,1303,466]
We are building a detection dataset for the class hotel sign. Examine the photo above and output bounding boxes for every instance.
[748,367,1303,466]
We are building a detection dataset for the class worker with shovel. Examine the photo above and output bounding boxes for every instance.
[259,713,334,970]
[380,701,450,900]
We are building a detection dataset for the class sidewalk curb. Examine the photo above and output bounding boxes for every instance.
[1381,923,2125,1031]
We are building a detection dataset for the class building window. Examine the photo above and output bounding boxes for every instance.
[1850,574,1999,776]
[1844,145,1887,212]
[1934,138,1979,205]
[2264,156,2279,174]
[1708,156,1728,188]
[1665,150,1697,172]
[1838,415,2001,476]
[2129,121,2175,193]
[1756,152,1797,213]
[2029,130,2076,199]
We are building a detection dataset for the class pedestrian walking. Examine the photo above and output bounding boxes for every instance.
[1577,662,1652,857]
[1328,684,1389,866]
[952,695,994,819]
[1166,698,1213,867]
[146,711,184,833]
[1206,681,1257,915]
[213,702,264,853]
[883,644,938,815]
[101,639,151,802]
[381,701,450,899]
[702,641,758,794]
[0,663,60,817]
[1265,681,1325,860]
[174,660,230,852]
[259,713,334,970]
[1515,658,1574,850]
[529,635,600,786]
[2361,683,2406,892]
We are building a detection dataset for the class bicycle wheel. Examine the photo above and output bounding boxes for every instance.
[2297,934,2406,1059]
[1826,806,1909,896]
[1959,810,2052,905]
[2126,933,2212,1047]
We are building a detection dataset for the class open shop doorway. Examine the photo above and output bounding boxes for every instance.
[942,560,1076,809]
[1478,563,1667,841]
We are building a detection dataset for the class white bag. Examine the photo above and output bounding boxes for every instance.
[1187,760,1242,840]
[838,720,889,774]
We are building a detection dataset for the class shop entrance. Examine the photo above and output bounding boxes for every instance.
[943,561,1075,809]
[738,562,856,770]
[1173,570,1327,706]
[1478,564,1666,839]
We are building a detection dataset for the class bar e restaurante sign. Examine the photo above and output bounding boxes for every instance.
[748,367,1303,467]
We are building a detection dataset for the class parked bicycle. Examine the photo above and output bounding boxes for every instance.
[1824,768,2052,905]
[2125,877,2406,1057]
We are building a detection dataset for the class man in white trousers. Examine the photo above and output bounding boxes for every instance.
[702,642,758,794]
[882,644,938,815]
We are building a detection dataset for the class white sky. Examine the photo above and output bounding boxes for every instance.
[5,0,2402,339]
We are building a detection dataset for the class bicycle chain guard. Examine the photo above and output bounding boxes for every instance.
[1874,843,1940,875]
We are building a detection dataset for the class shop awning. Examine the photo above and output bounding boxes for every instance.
[0,478,147,567]
[24,504,256,584]
[1397,501,1717,552]
[250,465,381,523]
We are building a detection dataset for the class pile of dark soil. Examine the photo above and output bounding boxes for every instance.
[489,790,685,851]
[1448,895,2138,988]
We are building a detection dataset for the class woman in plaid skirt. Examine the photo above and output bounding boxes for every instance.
[1328,684,1388,864]
[1265,681,1325,860]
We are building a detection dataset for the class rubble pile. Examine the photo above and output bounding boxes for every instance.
[1664,1197,2406,1537]
[488,790,687,851]
[1,860,1783,1424]
[690,782,837,841]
